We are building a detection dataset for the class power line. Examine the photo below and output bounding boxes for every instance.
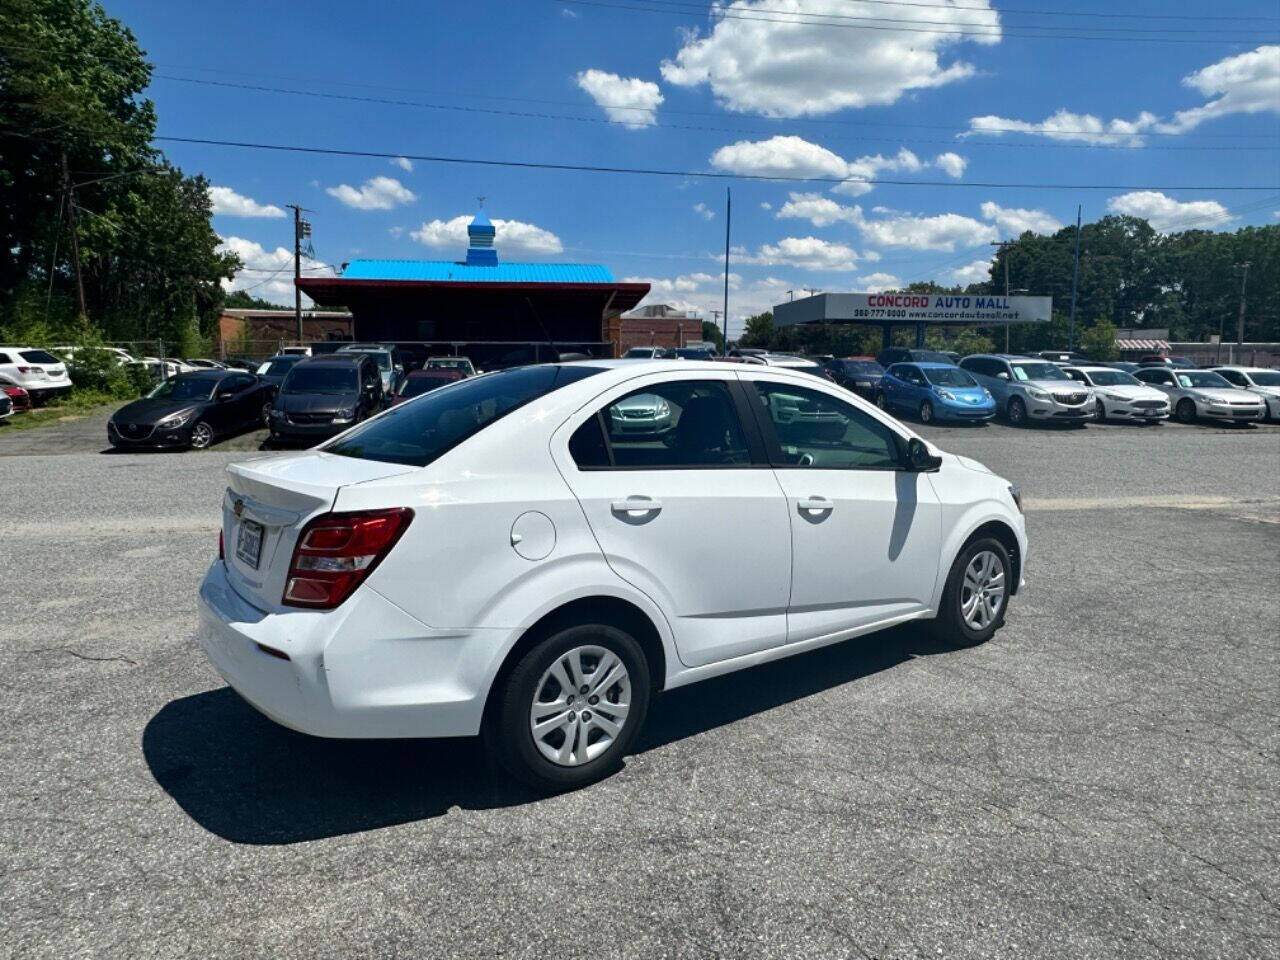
[558,0,1279,43]
[619,0,1269,35]
[824,0,1279,22]
[154,135,1280,191]
[152,75,1279,154]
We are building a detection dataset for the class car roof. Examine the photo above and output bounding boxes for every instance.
[296,355,366,367]
[177,369,228,380]
[911,361,962,369]
[407,368,462,377]
[1065,365,1121,372]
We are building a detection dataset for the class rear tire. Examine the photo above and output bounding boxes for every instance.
[487,623,651,793]
[930,537,1012,648]
[1175,398,1196,424]
[1007,397,1027,426]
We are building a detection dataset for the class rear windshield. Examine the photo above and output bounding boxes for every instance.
[20,350,60,364]
[283,366,358,395]
[842,360,883,375]
[912,351,953,364]
[399,374,458,398]
[259,357,301,378]
[326,364,604,467]
[923,366,977,387]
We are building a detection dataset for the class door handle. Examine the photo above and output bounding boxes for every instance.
[611,498,662,516]
[797,496,834,514]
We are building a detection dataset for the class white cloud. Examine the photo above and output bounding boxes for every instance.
[966,45,1280,146]
[857,272,901,293]
[759,202,772,210]
[208,186,284,218]
[1105,191,1232,233]
[391,156,414,172]
[660,0,999,118]
[693,202,715,220]
[624,273,795,338]
[776,192,858,227]
[561,6,579,17]
[980,201,1062,236]
[738,235,862,271]
[575,69,664,128]
[934,152,968,178]
[410,215,564,256]
[775,194,996,251]
[711,136,965,195]
[217,235,334,306]
[326,176,417,211]
[949,258,994,286]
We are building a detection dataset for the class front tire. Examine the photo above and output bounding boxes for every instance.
[1007,396,1027,426]
[261,402,272,427]
[189,421,214,449]
[488,623,651,792]
[919,399,934,423]
[930,537,1011,648]
[875,391,888,411]
[1094,399,1106,422]
[1175,398,1196,424]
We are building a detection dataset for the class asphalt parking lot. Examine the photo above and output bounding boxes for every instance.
[2,418,1277,958]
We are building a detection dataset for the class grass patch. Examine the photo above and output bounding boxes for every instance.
[1,392,127,432]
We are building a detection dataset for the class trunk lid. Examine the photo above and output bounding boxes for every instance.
[221,451,418,612]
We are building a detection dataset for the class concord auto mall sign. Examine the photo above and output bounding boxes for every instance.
[774,292,1054,327]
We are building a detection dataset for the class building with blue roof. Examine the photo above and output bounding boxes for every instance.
[298,208,649,363]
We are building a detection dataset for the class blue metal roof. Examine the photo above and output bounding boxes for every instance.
[340,259,617,284]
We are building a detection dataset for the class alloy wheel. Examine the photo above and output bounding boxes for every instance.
[920,400,933,423]
[960,550,1005,631]
[875,392,887,410]
[189,422,213,449]
[261,402,272,427]
[1008,398,1026,425]
[1094,399,1106,422]
[529,645,631,767]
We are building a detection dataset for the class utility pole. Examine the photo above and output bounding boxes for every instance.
[722,187,731,355]
[60,152,87,319]
[787,290,795,302]
[287,205,312,344]
[990,240,1014,352]
[711,309,722,350]
[1068,204,1082,350]
[1236,261,1251,354]
[803,287,821,298]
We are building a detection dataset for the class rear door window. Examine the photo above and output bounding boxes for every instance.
[590,380,751,469]
[326,364,604,466]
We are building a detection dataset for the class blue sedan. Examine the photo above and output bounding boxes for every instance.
[876,362,997,424]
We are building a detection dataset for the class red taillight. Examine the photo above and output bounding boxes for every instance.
[15,366,32,374]
[283,508,413,609]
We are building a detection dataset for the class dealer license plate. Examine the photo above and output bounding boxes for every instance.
[235,519,264,569]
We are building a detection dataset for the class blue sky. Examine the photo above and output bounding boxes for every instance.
[112,0,1280,335]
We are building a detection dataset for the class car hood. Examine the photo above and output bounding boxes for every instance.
[112,397,203,424]
[1025,379,1089,396]
[278,391,357,415]
[1245,384,1280,398]
[953,454,994,476]
[1194,388,1260,403]
[1092,384,1166,401]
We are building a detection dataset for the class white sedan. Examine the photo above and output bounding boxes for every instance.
[198,360,1027,791]
[1063,366,1170,423]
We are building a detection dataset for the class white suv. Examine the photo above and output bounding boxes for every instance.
[198,361,1027,791]
[0,346,73,400]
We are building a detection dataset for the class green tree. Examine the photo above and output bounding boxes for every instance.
[701,319,725,351]
[738,311,775,347]
[225,289,281,310]
[1079,318,1120,361]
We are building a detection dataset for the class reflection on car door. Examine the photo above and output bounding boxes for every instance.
[556,374,792,668]
[743,374,942,643]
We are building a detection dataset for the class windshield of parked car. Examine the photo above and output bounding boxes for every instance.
[282,366,359,395]
[923,366,977,387]
[258,357,301,378]
[675,348,714,360]
[341,348,391,371]
[326,365,604,467]
[147,376,216,401]
[426,358,471,369]
[841,360,883,375]
[623,348,658,358]
[1247,371,1280,386]
[399,374,459,398]
[1011,361,1069,382]
[1177,372,1230,388]
[1084,370,1139,386]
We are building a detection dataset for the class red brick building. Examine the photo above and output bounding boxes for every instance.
[214,309,354,360]
[613,304,701,354]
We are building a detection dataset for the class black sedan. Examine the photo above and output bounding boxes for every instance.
[822,357,886,399]
[108,370,275,450]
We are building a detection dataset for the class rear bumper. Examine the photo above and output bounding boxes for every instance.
[197,561,506,739]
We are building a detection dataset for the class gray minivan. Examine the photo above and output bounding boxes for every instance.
[959,354,1093,426]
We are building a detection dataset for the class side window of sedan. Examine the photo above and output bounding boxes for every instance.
[571,380,751,469]
[1219,370,1246,386]
[753,382,901,470]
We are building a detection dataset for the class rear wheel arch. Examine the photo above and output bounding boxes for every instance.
[482,596,668,726]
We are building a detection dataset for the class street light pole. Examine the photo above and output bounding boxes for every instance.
[1236,261,1251,360]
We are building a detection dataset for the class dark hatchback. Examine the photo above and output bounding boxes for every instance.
[108,371,275,450]
[821,357,885,398]
[268,354,384,444]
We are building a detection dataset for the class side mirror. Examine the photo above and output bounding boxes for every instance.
[906,437,942,472]
[996,371,1010,380]
[217,391,235,401]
